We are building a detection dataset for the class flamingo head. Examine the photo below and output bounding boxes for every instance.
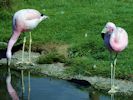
[6,50,11,66]
[101,22,116,34]
[40,14,49,21]
[101,22,116,39]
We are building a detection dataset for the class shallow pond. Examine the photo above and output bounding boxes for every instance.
[0,67,132,100]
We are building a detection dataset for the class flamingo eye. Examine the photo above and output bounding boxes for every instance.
[41,14,44,16]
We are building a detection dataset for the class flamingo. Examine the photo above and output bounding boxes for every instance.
[6,9,48,66]
[101,22,128,94]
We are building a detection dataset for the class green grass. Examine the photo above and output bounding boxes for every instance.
[0,0,133,80]
[37,51,66,64]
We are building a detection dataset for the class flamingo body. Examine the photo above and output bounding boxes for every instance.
[110,27,128,52]
[102,22,128,52]
[6,9,48,64]
[13,9,45,31]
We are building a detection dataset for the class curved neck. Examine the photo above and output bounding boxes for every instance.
[7,31,21,57]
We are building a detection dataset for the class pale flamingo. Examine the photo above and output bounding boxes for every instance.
[101,22,128,94]
[6,9,48,66]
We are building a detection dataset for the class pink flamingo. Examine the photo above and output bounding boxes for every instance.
[6,9,48,66]
[101,22,128,94]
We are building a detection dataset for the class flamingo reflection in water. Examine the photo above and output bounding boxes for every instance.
[6,68,19,100]
[6,68,31,100]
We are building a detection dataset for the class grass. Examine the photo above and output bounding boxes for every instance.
[0,0,133,80]
[37,51,66,64]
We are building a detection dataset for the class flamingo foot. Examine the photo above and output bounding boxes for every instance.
[108,85,119,94]
[112,85,119,90]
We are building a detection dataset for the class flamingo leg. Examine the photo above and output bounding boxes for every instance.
[110,52,113,88]
[108,53,118,94]
[16,37,26,64]
[21,70,25,94]
[22,37,26,63]
[111,60,115,90]
[29,32,32,63]
[28,71,31,91]
[112,54,118,90]
[27,32,34,66]
[28,71,31,100]
[111,62,113,89]
[109,64,116,93]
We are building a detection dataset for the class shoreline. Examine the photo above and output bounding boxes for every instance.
[0,50,133,96]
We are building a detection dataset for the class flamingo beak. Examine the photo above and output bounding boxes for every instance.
[7,58,11,66]
[44,15,49,19]
[101,27,107,34]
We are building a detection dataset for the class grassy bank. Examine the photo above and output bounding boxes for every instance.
[0,0,133,80]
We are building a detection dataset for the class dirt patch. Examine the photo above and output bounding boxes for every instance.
[56,44,69,58]
[28,42,69,57]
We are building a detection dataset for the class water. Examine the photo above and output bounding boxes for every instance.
[0,67,132,100]
[24,77,88,100]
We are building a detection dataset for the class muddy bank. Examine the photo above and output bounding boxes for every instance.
[0,50,133,96]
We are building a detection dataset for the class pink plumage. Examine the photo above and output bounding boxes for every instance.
[110,27,128,52]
